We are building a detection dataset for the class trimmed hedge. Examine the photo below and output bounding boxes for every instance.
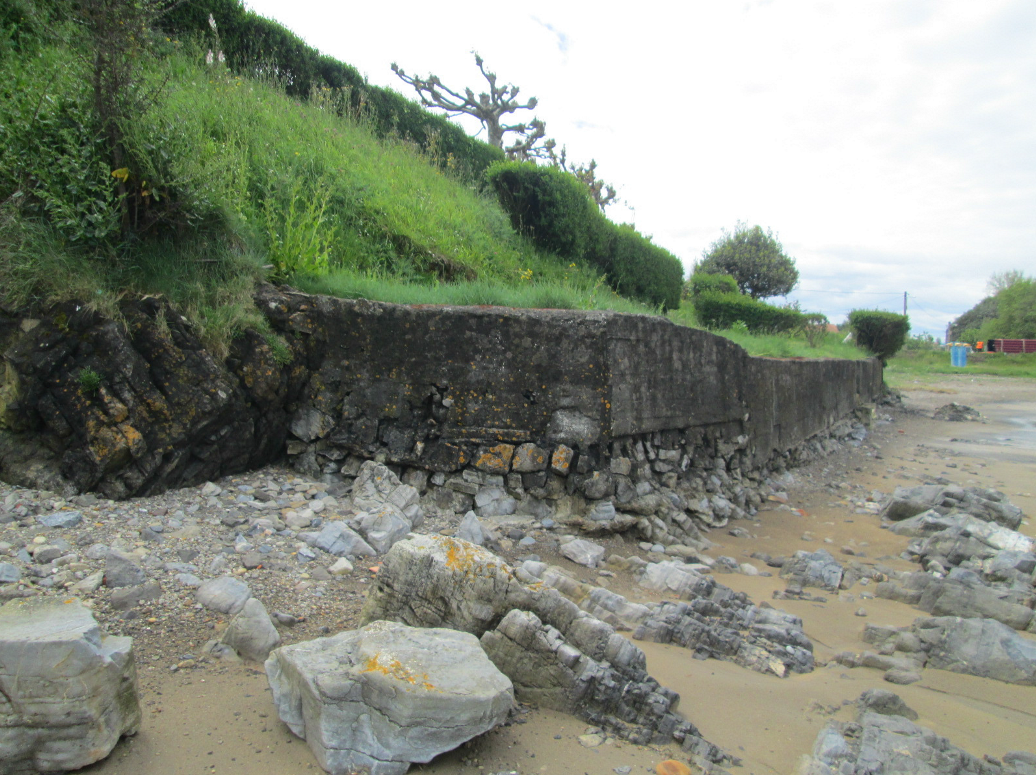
[486,161,599,258]
[487,161,683,309]
[161,0,504,181]
[848,310,909,363]
[695,292,804,333]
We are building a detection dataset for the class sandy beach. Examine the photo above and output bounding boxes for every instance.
[72,372,1036,775]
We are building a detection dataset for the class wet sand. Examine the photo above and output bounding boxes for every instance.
[84,374,1036,775]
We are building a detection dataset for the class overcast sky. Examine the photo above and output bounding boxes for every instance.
[243,0,1036,338]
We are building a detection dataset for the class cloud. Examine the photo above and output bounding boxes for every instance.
[531,16,570,55]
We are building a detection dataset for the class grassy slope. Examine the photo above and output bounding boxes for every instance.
[1,28,874,362]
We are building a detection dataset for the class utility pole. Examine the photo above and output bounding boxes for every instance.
[903,291,908,317]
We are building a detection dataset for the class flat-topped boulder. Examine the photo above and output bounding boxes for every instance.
[265,621,513,775]
[0,596,140,774]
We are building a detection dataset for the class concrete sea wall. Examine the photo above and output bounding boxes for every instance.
[0,285,881,540]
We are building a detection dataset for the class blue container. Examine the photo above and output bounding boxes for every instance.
[950,344,967,367]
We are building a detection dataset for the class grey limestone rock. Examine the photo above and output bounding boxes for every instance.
[847,616,1036,686]
[632,561,813,677]
[220,598,281,662]
[560,538,606,568]
[780,549,845,591]
[856,688,918,720]
[195,576,252,615]
[454,511,485,546]
[352,461,423,526]
[801,707,1030,775]
[0,563,21,584]
[881,484,1023,530]
[265,621,513,775]
[306,521,377,558]
[104,548,146,588]
[354,504,411,554]
[0,597,140,775]
[37,509,82,528]
[918,616,1036,685]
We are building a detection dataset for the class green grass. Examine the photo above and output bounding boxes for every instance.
[294,269,650,312]
[0,34,875,364]
[887,350,1036,385]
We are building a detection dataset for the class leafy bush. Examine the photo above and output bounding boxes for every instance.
[487,161,599,258]
[801,313,829,348]
[684,272,738,300]
[848,310,909,363]
[487,161,682,309]
[598,221,683,310]
[695,292,804,333]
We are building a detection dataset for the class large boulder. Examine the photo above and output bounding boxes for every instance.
[359,535,724,756]
[0,597,141,774]
[265,621,512,775]
[917,616,1036,685]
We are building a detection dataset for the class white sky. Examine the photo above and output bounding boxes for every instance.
[243,0,1036,338]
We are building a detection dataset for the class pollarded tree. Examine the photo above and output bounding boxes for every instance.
[697,223,799,299]
[391,52,545,159]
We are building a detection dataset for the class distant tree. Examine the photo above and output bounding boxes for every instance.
[696,223,799,299]
[987,269,1026,295]
[391,52,546,159]
[948,295,998,342]
[991,278,1036,339]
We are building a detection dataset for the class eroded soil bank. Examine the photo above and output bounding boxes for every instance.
[27,374,1036,775]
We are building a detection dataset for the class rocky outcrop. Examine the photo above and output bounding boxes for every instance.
[837,616,1036,686]
[881,484,1023,530]
[265,621,513,775]
[0,296,300,498]
[0,596,140,774]
[801,699,1035,775]
[358,535,725,757]
[518,559,813,678]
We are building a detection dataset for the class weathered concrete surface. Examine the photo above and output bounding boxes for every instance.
[0,596,141,774]
[0,286,882,498]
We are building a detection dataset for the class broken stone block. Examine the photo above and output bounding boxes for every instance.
[0,597,140,774]
[265,621,513,775]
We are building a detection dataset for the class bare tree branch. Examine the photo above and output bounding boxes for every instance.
[392,51,540,150]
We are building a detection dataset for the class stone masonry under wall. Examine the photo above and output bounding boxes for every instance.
[258,287,882,544]
[0,285,881,542]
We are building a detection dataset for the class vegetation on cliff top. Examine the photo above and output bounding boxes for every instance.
[0,0,860,361]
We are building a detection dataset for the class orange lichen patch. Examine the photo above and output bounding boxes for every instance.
[474,443,515,474]
[360,653,436,691]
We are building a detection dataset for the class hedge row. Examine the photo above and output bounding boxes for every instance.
[162,0,504,181]
[848,310,909,363]
[486,161,683,309]
[694,291,804,333]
